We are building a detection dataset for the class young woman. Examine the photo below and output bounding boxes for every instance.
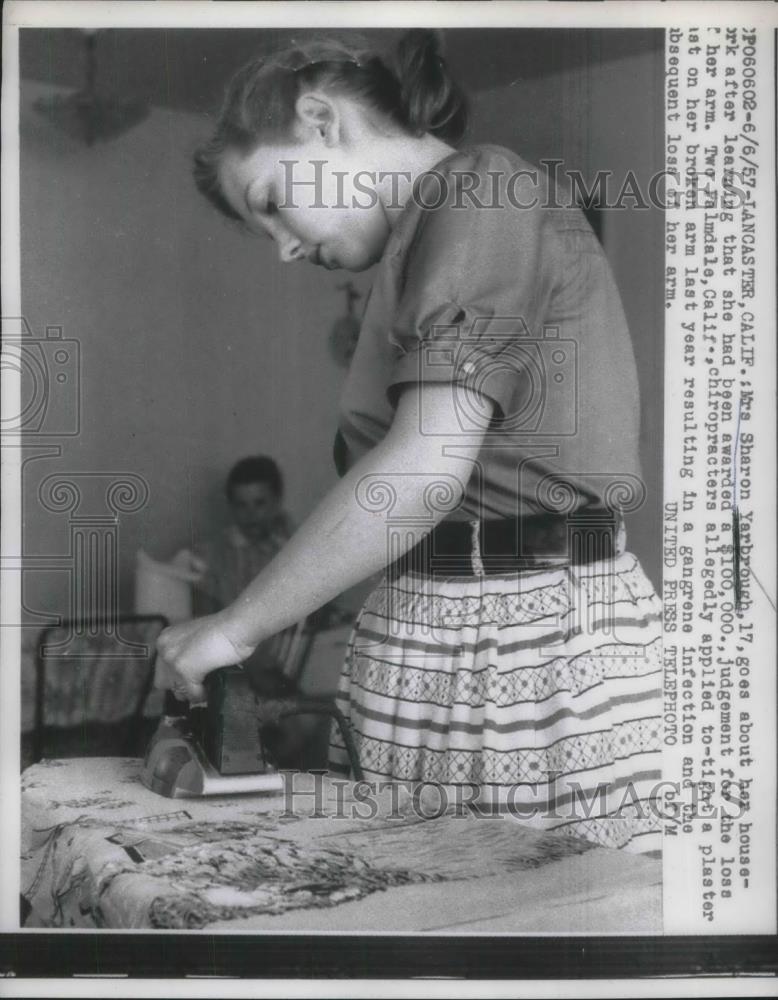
[158,31,663,855]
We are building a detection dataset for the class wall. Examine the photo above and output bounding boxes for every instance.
[19,39,663,624]
[20,81,372,622]
[469,41,665,587]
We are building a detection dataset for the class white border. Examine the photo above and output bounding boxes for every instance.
[1,977,778,1000]
[0,0,23,932]
[3,0,778,31]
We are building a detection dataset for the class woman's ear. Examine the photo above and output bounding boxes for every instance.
[294,91,341,146]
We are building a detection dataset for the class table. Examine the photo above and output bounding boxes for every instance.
[21,758,662,932]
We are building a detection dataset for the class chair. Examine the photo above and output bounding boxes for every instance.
[241,617,362,778]
[28,615,169,767]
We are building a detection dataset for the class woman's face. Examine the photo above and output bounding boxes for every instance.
[219,136,391,272]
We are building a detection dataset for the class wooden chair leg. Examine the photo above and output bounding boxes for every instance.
[326,704,365,782]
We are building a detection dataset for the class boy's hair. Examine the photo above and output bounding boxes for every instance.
[225,455,284,502]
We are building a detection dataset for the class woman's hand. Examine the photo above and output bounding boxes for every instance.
[156,611,257,704]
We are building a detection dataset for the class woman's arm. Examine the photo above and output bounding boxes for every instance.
[158,381,493,701]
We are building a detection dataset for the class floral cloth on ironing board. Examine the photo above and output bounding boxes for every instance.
[21,757,661,931]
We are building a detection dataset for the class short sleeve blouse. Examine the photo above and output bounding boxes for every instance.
[335,144,643,521]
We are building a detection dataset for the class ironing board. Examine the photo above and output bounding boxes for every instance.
[20,757,662,932]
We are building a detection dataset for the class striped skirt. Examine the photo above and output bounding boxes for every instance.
[329,550,663,856]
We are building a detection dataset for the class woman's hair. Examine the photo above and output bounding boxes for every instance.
[226,455,284,501]
[193,29,468,221]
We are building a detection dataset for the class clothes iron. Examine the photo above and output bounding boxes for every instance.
[141,665,284,797]
[141,664,363,797]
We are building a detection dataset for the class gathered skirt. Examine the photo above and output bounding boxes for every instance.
[329,550,663,856]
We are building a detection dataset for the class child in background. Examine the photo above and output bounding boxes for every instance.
[194,456,293,616]
[158,30,663,854]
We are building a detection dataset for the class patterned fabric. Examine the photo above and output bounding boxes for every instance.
[20,759,666,932]
[37,619,166,728]
[329,550,663,857]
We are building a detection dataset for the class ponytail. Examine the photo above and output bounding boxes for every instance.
[394,30,467,144]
